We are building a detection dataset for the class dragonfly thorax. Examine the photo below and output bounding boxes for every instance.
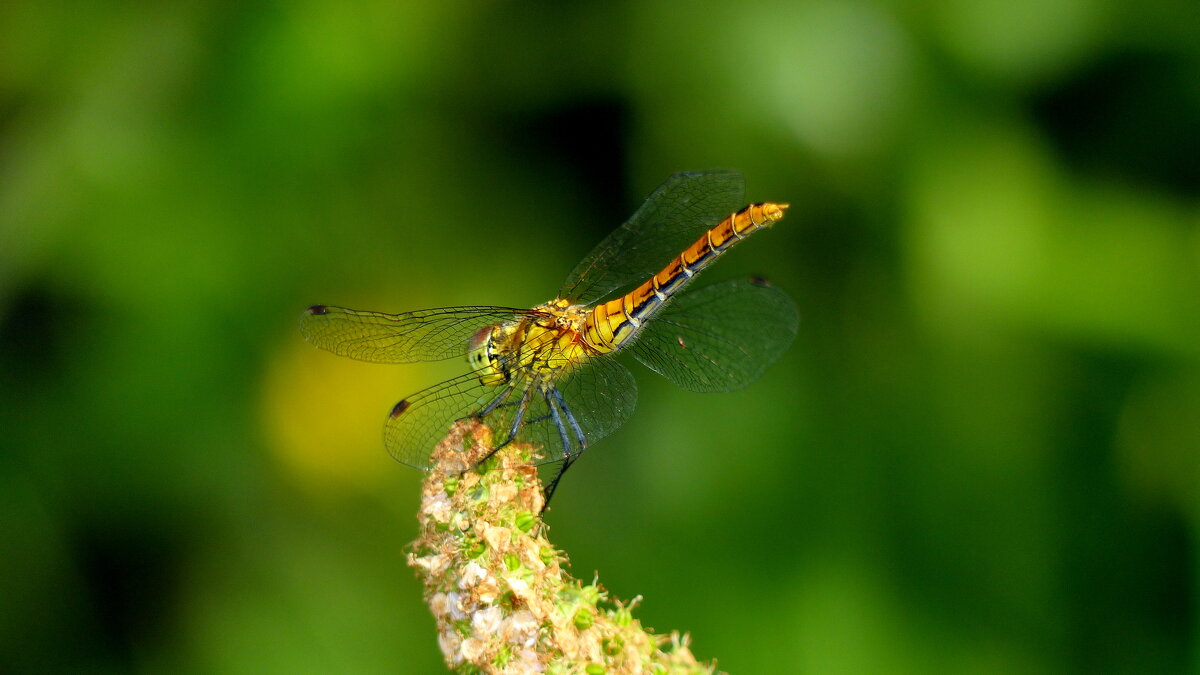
[467,300,593,387]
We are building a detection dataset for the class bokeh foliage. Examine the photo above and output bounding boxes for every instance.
[1,1,1197,672]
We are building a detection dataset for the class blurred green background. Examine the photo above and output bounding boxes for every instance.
[2,1,1198,672]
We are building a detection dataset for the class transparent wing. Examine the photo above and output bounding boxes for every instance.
[383,370,512,469]
[559,171,745,304]
[384,353,637,470]
[627,277,798,393]
[299,304,541,363]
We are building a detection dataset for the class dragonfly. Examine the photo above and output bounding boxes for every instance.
[300,170,798,506]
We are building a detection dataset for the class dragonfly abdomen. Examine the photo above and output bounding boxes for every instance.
[583,201,788,352]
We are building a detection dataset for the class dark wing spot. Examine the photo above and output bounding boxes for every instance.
[390,399,411,418]
[748,276,771,287]
[306,305,329,315]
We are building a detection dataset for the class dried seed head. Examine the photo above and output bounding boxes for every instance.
[408,419,719,674]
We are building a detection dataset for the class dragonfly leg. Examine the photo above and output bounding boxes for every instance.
[540,389,573,512]
[543,388,572,454]
[477,384,532,465]
[552,387,587,450]
[541,387,588,512]
[473,386,516,419]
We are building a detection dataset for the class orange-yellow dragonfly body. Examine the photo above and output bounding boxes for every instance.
[301,171,798,503]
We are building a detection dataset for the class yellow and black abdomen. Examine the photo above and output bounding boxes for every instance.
[582,201,787,352]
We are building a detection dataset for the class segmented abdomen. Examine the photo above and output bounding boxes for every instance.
[582,201,788,351]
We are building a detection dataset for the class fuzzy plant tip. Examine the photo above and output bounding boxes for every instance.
[407,419,721,675]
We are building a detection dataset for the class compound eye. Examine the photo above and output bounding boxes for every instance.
[469,325,493,351]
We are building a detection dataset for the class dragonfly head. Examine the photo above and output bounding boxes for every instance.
[468,324,510,387]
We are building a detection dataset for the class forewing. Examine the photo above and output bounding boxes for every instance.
[299,304,538,363]
[559,171,745,304]
[628,278,798,393]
